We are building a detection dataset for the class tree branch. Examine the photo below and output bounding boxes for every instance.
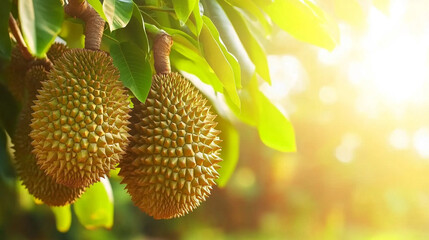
[9,13,32,61]
[153,32,173,74]
[65,0,105,50]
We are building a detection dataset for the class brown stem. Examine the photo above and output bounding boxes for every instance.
[65,0,105,50]
[9,13,33,60]
[153,32,173,74]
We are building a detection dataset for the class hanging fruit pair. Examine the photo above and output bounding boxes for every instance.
[9,1,223,217]
[119,33,222,219]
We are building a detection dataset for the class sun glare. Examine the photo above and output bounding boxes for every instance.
[348,2,429,105]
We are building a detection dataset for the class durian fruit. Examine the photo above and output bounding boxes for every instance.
[30,49,130,188]
[7,43,68,102]
[46,43,69,64]
[119,72,222,219]
[12,65,85,206]
[7,47,33,101]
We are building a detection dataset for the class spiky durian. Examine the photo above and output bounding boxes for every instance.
[30,49,130,188]
[46,43,69,63]
[12,66,85,206]
[119,72,222,219]
[7,43,68,102]
[7,47,32,101]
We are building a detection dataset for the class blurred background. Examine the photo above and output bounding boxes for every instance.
[4,0,429,239]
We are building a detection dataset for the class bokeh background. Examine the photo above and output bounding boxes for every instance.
[4,0,429,239]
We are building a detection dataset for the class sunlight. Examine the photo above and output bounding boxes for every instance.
[389,128,410,150]
[350,3,429,105]
[365,35,427,103]
[413,128,429,159]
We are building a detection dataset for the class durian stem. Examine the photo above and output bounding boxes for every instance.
[65,0,105,50]
[8,13,32,61]
[153,32,173,74]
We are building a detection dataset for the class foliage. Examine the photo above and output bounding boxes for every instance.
[0,0,356,232]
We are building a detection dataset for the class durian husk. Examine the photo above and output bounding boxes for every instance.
[12,65,85,206]
[119,72,222,219]
[30,49,131,188]
[7,43,69,102]
[7,47,32,101]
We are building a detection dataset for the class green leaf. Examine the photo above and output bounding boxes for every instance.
[51,205,72,233]
[164,27,199,50]
[87,0,108,22]
[172,0,198,25]
[18,0,64,57]
[74,178,114,230]
[226,77,295,151]
[202,16,242,89]
[110,42,152,103]
[264,0,339,51]
[103,0,134,31]
[200,17,240,109]
[216,119,240,187]
[190,2,203,36]
[113,4,150,52]
[205,0,254,87]
[219,0,271,84]
[257,90,296,152]
[0,0,11,60]
[225,0,271,36]
[171,42,223,93]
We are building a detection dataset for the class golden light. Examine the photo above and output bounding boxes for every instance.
[351,3,429,105]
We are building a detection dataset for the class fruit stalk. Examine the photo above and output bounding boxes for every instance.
[153,32,173,74]
[8,13,32,61]
[65,0,105,50]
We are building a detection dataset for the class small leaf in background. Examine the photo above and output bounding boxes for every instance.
[332,0,365,27]
[257,90,296,152]
[103,0,133,31]
[188,1,203,36]
[205,0,254,87]
[87,0,108,22]
[172,0,198,25]
[18,0,64,57]
[74,177,114,230]
[51,205,72,233]
[220,1,271,84]
[264,0,339,51]
[171,42,224,93]
[200,17,241,109]
[0,0,11,60]
[373,0,390,15]
[0,128,15,185]
[216,119,240,188]
[110,42,152,103]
